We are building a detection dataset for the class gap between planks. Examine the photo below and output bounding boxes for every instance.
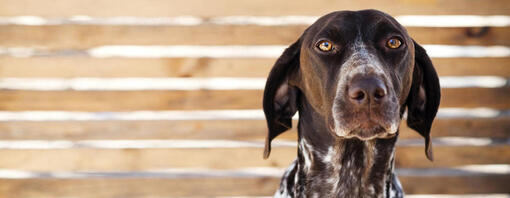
[0,137,507,150]
[2,45,509,58]
[0,15,508,27]
[0,164,508,179]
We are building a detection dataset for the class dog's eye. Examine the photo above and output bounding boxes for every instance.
[386,38,402,49]
[317,40,333,52]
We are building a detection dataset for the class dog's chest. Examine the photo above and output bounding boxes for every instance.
[275,161,401,198]
[274,141,402,198]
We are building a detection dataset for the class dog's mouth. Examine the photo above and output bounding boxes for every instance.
[337,120,395,140]
[331,112,400,140]
[343,121,396,140]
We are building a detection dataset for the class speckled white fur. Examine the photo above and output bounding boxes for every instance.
[299,138,314,172]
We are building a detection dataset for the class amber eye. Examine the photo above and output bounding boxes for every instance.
[386,38,402,49]
[317,40,333,52]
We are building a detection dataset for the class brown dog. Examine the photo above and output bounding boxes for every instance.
[263,9,440,197]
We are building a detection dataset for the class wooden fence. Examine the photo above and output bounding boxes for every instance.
[0,0,509,197]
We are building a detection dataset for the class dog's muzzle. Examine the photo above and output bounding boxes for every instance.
[332,73,400,140]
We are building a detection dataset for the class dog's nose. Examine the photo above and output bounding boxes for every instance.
[348,75,387,105]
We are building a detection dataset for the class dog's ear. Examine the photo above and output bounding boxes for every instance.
[263,40,301,159]
[406,40,441,161]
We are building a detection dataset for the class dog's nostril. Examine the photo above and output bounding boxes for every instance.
[374,87,386,100]
[349,88,366,102]
[354,92,365,101]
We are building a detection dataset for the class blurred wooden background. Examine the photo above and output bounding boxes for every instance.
[0,0,509,197]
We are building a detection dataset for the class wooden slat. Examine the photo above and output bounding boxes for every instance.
[0,172,508,197]
[0,177,282,197]
[2,25,304,48]
[408,27,510,46]
[0,0,509,16]
[0,57,509,78]
[441,87,510,109]
[0,57,305,77]
[0,87,507,110]
[401,117,510,139]
[0,117,508,140]
[0,58,273,78]
[431,58,510,77]
[0,144,508,171]
[0,26,508,49]
[399,173,510,194]
[0,90,262,110]
[395,145,510,168]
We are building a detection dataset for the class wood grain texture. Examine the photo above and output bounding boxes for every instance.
[0,90,262,111]
[0,86,507,110]
[0,117,507,140]
[0,57,508,78]
[0,172,508,197]
[0,0,509,17]
[0,57,273,78]
[0,144,508,171]
[0,25,508,49]
[0,177,281,197]
[399,173,510,194]
[440,87,510,109]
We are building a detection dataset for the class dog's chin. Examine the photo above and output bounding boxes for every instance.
[334,122,398,140]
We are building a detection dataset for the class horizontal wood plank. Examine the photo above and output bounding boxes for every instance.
[0,117,508,140]
[408,27,510,46]
[0,0,509,17]
[399,173,510,194]
[441,87,510,109]
[0,90,262,110]
[0,144,508,171]
[0,177,281,197]
[0,87,507,110]
[1,26,508,49]
[0,57,508,78]
[0,171,508,197]
[0,58,273,78]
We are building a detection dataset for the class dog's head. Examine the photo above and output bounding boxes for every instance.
[263,10,440,160]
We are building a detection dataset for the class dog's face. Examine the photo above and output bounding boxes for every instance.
[263,10,440,160]
[297,10,414,140]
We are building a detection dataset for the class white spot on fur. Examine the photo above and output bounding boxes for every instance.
[294,162,299,188]
[274,190,285,198]
[299,138,313,172]
[322,146,335,164]
[275,160,297,198]
[326,176,339,185]
[274,190,290,198]
[368,185,375,194]
[389,121,399,134]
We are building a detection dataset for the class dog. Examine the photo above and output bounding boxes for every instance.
[262,9,441,198]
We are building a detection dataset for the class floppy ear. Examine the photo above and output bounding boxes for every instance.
[406,40,441,161]
[263,40,301,159]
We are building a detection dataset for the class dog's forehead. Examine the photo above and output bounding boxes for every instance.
[305,10,403,41]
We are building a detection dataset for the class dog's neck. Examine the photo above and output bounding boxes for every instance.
[288,99,400,198]
[295,133,398,197]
